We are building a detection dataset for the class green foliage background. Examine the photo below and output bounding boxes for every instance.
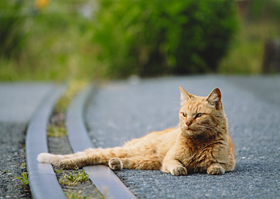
[1,0,279,81]
[0,0,27,58]
[218,0,280,74]
[93,0,238,78]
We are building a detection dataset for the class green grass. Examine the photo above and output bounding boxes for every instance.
[20,162,26,169]
[54,80,89,113]
[59,170,89,186]
[47,80,88,137]
[3,166,29,187]
[218,20,280,74]
[54,168,64,174]
[0,1,99,82]
[65,191,91,199]
[15,172,29,186]
[1,1,280,82]
[65,190,107,199]
[47,125,67,137]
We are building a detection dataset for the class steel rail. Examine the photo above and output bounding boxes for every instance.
[66,86,137,199]
[26,85,66,199]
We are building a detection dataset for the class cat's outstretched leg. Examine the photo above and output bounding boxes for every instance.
[108,155,162,171]
[37,147,130,169]
[37,149,101,169]
[37,153,67,166]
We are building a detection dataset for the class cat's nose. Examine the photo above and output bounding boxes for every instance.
[186,120,192,126]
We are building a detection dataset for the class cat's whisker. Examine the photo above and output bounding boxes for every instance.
[201,124,216,131]
[203,127,215,131]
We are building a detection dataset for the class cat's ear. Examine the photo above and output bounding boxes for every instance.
[206,88,221,109]
[179,86,194,105]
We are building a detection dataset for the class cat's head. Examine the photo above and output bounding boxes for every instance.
[179,86,225,137]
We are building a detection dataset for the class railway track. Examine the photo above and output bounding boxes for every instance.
[26,85,66,199]
[26,85,136,199]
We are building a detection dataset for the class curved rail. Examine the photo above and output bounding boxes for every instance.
[66,86,137,199]
[26,85,66,199]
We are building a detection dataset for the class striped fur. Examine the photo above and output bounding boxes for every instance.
[37,87,235,175]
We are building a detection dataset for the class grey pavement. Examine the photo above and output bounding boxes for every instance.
[0,83,54,123]
[0,83,54,198]
[85,75,280,199]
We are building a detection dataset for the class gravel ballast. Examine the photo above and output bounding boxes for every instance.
[0,83,54,199]
[0,122,31,199]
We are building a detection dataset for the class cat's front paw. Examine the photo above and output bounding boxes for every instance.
[171,166,188,176]
[109,158,123,170]
[207,163,225,175]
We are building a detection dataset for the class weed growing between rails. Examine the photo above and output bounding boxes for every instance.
[65,190,109,199]
[48,80,88,138]
[46,80,104,198]
[59,170,89,186]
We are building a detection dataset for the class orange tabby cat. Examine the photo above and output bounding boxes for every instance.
[38,87,235,175]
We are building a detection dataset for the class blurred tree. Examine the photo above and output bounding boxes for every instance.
[249,0,280,23]
[34,0,49,10]
[92,0,239,78]
[0,0,27,58]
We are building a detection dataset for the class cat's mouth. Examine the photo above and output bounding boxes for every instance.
[181,126,194,133]
[181,123,195,131]
[181,126,204,136]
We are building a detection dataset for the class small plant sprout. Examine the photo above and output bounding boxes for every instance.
[59,170,89,186]
[15,172,29,186]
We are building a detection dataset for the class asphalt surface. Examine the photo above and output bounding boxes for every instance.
[0,77,279,199]
[0,83,54,199]
[85,75,280,199]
